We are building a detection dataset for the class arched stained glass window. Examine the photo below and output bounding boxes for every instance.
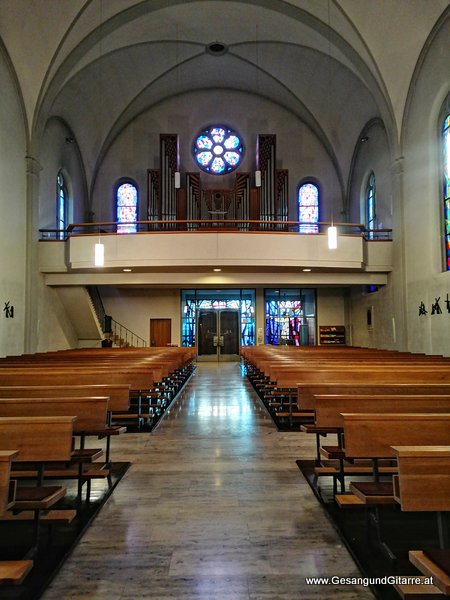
[366,172,376,240]
[116,181,138,234]
[57,171,67,240]
[298,182,319,233]
[193,126,243,174]
[442,114,450,270]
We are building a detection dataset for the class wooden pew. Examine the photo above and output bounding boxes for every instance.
[298,383,450,411]
[340,414,450,505]
[306,396,450,490]
[0,384,130,413]
[0,396,123,464]
[0,367,161,391]
[0,450,17,514]
[0,417,76,552]
[390,447,450,598]
[0,450,34,585]
[314,395,450,428]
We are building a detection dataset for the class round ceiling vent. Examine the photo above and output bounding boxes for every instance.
[206,42,228,56]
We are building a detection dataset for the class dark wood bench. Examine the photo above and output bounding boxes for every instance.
[389,446,450,598]
[0,449,34,585]
[0,396,123,465]
[0,417,76,553]
[339,414,450,505]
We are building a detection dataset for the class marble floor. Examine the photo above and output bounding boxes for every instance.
[42,362,374,600]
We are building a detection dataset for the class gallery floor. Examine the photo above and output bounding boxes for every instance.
[41,362,374,600]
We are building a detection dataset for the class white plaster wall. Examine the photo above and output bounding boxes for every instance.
[347,284,398,350]
[36,286,79,351]
[39,117,87,229]
[99,287,181,346]
[26,117,89,353]
[316,288,346,344]
[0,46,27,356]
[346,117,402,352]
[91,90,342,224]
[348,120,393,230]
[401,17,450,356]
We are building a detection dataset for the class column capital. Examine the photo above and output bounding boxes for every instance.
[391,156,404,176]
[25,155,42,176]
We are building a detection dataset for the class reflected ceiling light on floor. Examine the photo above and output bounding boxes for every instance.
[302,268,312,272]
[327,225,338,249]
[123,268,132,272]
[94,242,104,267]
[213,268,222,272]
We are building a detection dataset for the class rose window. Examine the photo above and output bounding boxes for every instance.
[193,126,243,174]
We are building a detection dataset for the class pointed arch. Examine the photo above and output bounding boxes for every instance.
[115,179,138,233]
[298,181,319,233]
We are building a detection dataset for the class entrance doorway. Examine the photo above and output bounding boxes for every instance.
[197,309,240,361]
[150,318,172,346]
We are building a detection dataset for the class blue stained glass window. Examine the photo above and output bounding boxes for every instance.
[443,114,450,270]
[57,171,67,240]
[366,172,376,239]
[211,157,225,173]
[298,183,319,233]
[265,289,316,346]
[181,290,255,347]
[197,136,213,149]
[224,135,240,150]
[197,151,213,166]
[223,152,240,165]
[116,181,138,234]
[211,127,226,143]
[193,126,244,174]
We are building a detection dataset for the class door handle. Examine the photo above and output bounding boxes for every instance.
[219,335,224,346]
[213,335,218,347]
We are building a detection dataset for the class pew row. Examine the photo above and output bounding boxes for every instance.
[0,417,77,553]
[0,397,124,464]
[0,451,34,585]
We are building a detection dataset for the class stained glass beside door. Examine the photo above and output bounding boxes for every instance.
[181,290,255,347]
[265,288,316,345]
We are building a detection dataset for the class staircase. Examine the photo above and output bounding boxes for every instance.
[87,287,147,348]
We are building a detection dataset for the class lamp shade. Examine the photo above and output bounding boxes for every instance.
[327,226,338,249]
[94,242,104,267]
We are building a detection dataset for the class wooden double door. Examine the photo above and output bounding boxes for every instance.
[197,309,240,361]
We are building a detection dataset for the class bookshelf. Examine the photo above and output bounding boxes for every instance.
[319,325,346,345]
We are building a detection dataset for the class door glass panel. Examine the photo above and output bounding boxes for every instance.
[197,310,218,356]
[219,310,239,356]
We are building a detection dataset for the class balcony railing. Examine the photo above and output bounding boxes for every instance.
[39,220,392,241]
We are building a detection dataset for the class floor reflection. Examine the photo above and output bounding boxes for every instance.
[41,360,374,600]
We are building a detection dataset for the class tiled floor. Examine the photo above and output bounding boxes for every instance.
[41,362,374,599]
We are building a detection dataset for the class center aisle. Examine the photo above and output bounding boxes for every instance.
[42,362,374,600]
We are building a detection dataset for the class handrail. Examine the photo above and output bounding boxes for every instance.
[39,219,392,241]
[87,286,108,333]
[87,286,147,347]
[110,319,147,348]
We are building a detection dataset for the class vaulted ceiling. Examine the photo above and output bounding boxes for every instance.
[0,0,448,187]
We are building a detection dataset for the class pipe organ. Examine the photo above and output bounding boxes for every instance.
[147,133,288,228]
[160,134,179,223]
[257,134,276,225]
[235,173,250,230]
[186,172,201,229]
[276,169,289,223]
